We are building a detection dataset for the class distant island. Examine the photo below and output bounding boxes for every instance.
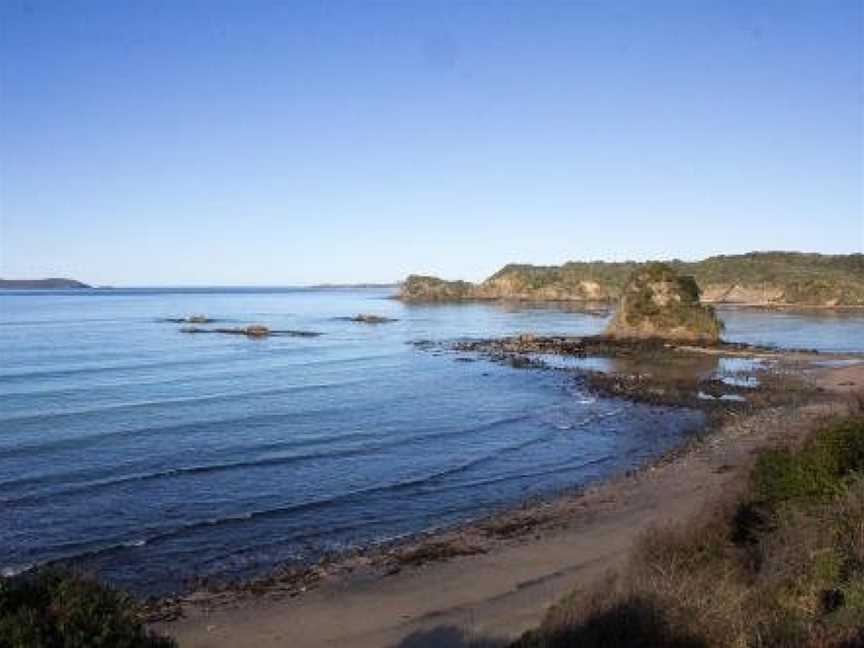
[0,278,91,290]
[401,251,864,307]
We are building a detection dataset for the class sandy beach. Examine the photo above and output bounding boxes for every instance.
[153,355,864,648]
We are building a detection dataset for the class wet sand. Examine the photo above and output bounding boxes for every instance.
[153,356,863,648]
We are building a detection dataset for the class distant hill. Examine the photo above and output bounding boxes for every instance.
[0,278,91,290]
[308,283,398,289]
[401,252,864,307]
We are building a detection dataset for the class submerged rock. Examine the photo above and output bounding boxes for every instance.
[605,263,724,342]
[180,324,270,337]
[181,325,321,338]
[281,329,324,337]
[162,315,213,324]
[243,325,270,337]
[347,314,397,324]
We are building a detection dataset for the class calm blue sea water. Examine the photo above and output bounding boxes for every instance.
[1,288,862,594]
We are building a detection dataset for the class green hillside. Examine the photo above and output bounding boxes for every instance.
[400,252,864,307]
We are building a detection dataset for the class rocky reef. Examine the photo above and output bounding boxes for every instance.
[161,315,212,324]
[399,252,864,307]
[605,263,723,342]
[180,325,322,338]
[181,324,271,337]
[338,314,398,324]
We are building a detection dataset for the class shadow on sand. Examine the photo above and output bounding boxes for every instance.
[393,597,712,647]
[396,626,507,648]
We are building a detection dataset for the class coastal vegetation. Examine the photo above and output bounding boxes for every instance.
[0,569,175,648]
[515,415,864,648]
[401,275,476,301]
[400,252,864,307]
[604,263,724,342]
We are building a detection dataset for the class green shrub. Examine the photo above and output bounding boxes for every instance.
[751,447,842,503]
[485,253,864,305]
[751,417,864,506]
[516,416,864,648]
[0,569,175,648]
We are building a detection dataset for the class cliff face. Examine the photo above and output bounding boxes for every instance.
[604,264,723,342]
[399,253,864,307]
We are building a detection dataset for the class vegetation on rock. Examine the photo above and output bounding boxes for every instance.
[0,569,175,648]
[400,252,864,307]
[605,263,724,342]
[400,275,476,301]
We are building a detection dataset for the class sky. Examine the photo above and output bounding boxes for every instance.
[0,1,862,286]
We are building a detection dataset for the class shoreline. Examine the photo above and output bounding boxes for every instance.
[151,343,863,647]
[396,296,864,311]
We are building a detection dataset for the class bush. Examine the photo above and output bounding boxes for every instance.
[516,416,864,648]
[0,569,175,648]
[751,417,864,506]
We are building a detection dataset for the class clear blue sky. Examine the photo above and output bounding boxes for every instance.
[1,1,861,286]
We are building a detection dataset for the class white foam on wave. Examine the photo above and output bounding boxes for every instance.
[698,391,747,403]
[2,563,34,577]
[123,539,147,548]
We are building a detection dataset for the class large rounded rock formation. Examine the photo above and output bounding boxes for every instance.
[605,263,724,342]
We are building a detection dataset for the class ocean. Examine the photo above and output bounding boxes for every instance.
[2,287,862,594]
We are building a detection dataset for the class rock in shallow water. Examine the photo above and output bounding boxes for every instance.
[605,263,724,342]
[351,314,397,323]
[180,325,321,337]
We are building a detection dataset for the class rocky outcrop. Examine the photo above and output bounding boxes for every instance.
[399,253,864,307]
[400,275,476,301]
[604,264,723,342]
[343,314,398,324]
[700,284,787,305]
[182,324,270,337]
[479,274,611,301]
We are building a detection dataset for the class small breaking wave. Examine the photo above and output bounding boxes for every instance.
[1,563,34,578]
[1,413,534,505]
